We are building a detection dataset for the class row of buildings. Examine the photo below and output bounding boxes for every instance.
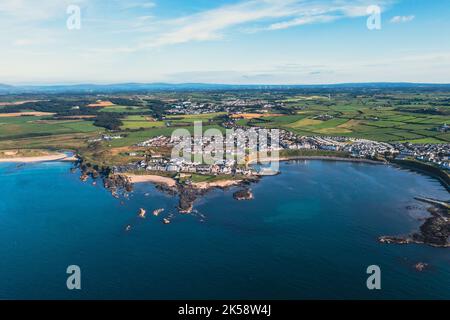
[125,127,450,176]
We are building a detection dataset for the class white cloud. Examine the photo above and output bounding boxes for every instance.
[0,0,85,21]
[13,38,40,46]
[390,15,415,23]
[142,0,393,48]
[268,15,337,30]
[122,1,156,9]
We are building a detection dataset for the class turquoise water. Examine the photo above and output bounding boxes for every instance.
[0,160,449,299]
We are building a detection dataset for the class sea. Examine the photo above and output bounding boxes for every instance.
[0,160,449,299]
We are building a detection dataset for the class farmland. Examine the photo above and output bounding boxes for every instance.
[0,87,448,160]
[247,94,450,143]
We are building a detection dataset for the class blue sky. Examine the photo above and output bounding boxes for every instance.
[0,0,449,84]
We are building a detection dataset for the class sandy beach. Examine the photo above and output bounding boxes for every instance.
[124,174,177,187]
[0,153,70,163]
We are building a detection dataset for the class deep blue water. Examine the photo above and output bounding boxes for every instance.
[0,160,449,300]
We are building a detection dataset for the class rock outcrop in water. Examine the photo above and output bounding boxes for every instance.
[103,174,133,194]
[76,158,134,196]
[233,188,254,201]
[414,262,429,272]
[177,184,206,214]
[379,205,450,248]
[75,157,260,213]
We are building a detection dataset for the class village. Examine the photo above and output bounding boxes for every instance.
[112,124,450,177]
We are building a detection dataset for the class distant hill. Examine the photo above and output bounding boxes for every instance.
[0,84,13,90]
[0,82,449,94]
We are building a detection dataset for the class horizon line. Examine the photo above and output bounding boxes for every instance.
[3,81,450,87]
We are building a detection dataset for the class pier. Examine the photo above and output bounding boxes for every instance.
[415,196,450,209]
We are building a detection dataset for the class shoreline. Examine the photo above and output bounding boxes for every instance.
[121,156,386,190]
[124,173,177,188]
[392,160,450,193]
[0,153,72,163]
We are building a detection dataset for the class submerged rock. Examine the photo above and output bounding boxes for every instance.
[153,208,164,216]
[378,236,412,245]
[414,262,429,272]
[138,208,147,219]
[233,189,254,201]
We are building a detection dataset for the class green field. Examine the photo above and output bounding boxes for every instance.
[251,103,450,142]
[110,124,226,147]
[0,116,102,140]
[99,105,146,113]
[120,115,166,130]
[0,90,449,159]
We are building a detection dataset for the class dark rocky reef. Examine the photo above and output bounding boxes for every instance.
[75,158,133,196]
[233,188,254,201]
[104,174,133,195]
[379,205,450,248]
[157,179,257,214]
[75,155,260,213]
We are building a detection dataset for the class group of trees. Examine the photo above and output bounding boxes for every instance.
[93,113,123,131]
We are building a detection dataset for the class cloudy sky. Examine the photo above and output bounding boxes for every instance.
[0,0,449,84]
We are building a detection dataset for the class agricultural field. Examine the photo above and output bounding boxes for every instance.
[0,116,102,140]
[121,115,166,130]
[99,105,146,113]
[251,96,450,143]
[0,89,449,157]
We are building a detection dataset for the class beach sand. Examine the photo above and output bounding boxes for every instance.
[124,174,177,187]
[0,153,70,163]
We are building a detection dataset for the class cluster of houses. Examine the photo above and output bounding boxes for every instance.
[280,130,450,168]
[137,136,172,148]
[114,156,255,176]
[436,123,449,133]
[279,131,394,157]
[121,127,450,176]
[164,99,283,115]
[393,143,450,169]
[88,134,123,143]
[165,101,221,115]
[138,127,282,158]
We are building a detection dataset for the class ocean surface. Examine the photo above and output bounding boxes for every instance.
[0,160,449,300]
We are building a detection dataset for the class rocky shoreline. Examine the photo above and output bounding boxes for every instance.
[77,157,259,214]
[379,205,450,248]
[74,156,450,247]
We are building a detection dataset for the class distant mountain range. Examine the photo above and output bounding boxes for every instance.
[0,82,449,94]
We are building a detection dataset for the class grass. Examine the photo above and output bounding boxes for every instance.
[0,149,53,158]
[178,173,241,184]
[287,118,323,128]
[240,104,450,143]
[280,149,351,158]
[121,117,166,130]
[109,124,226,148]
[1,92,449,159]
[0,116,101,140]
[0,132,98,150]
[99,105,146,113]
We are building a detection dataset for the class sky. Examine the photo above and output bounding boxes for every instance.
[0,0,449,85]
